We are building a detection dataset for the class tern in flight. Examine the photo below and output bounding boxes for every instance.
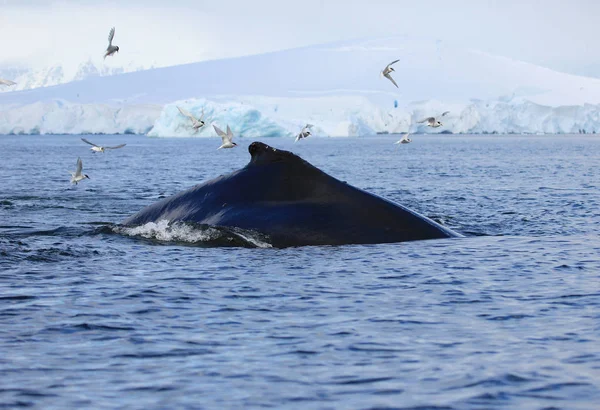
[81,138,126,153]
[394,133,412,144]
[382,59,400,88]
[104,27,120,59]
[213,125,237,149]
[418,111,450,128]
[177,106,205,131]
[69,158,90,185]
[295,124,314,142]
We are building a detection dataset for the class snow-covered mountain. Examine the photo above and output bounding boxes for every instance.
[0,59,148,92]
[1,37,600,136]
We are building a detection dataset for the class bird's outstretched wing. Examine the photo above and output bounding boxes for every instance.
[226,125,234,141]
[0,79,16,86]
[440,111,450,117]
[384,72,398,88]
[81,138,100,147]
[108,27,115,46]
[75,157,83,176]
[213,124,227,141]
[417,117,434,124]
[177,106,196,121]
[106,144,126,150]
[387,59,400,68]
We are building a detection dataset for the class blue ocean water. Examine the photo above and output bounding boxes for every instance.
[1,134,599,409]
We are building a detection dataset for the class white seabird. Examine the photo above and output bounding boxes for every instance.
[394,133,412,144]
[417,111,450,128]
[69,157,90,185]
[295,124,314,142]
[213,124,237,149]
[177,106,205,131]
[81,138,126,153]
[381,59,400,88]
[104,27,120,59]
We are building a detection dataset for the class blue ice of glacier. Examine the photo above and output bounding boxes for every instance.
[147,95,398,138]
[147,99,291,138]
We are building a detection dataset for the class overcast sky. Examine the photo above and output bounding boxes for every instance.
[0,0,597,77]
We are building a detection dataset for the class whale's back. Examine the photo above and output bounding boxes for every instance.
[122,142,459,247]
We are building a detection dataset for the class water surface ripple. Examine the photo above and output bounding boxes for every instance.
[1,134,599,409]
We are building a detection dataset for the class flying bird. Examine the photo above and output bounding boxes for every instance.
[0,79,16,87]
[213,124,237,149]
[394,133,412,144]
[417,111,450,128]
[69,158,90,185]
[295,124,313,142]
[104,27,120,59]
[381,59,400,88]
[81,138,126,153]
[177,106,205,131]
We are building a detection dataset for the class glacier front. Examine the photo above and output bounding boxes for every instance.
[0,100,160,135]
[148,96,600,137]
[2,95,600,137]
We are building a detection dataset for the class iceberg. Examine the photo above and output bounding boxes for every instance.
[147,99,289,138]
[148,96,412,138]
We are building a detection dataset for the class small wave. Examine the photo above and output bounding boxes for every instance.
[7,226,86,238]
[0,295,36,301]
[113,220,273,248]
[43,323,135,333]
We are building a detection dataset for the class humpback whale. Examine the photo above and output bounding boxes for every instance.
[122,142,460,247]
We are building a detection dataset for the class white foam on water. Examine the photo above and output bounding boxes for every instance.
[114,220,272,248]
[115,220,218,242]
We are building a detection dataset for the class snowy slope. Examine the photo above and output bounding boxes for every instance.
[1,36,600,135]
[0,59,147,93]
[2,36,600,107]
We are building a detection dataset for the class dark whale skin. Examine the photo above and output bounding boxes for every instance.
[121,142,460,247]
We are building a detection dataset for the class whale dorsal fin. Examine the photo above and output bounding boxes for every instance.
[248,142,300,166]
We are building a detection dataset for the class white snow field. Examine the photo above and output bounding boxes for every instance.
[1,37,599,136]
[0,59,145,93]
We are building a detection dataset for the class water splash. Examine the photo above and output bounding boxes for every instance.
[113,220,272,248]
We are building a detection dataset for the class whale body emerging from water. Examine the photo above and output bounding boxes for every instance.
[122,142,460,247]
